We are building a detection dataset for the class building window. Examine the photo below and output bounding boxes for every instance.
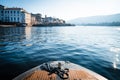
[1,11,3,13]
[1,13,3,16]
[1,17,3,21]
[11,17,13,22]
[14,11,16,16]
[14,17,16,21]
[17,18,19,21]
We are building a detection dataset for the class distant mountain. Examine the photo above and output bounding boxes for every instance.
[67,14,120,26]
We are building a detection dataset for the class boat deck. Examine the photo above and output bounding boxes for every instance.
[23,70,98,80]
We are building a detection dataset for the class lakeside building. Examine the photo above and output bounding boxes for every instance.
[0,5,31,26]
[43,15,65,24]
[43,16,54,24]
[31,14,37,25]
[31,13,42,25]
[0,5,68,27]
[31,14,66,26]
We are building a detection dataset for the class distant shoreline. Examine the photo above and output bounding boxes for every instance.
[78,23,120,26]
[33,23,75,27]
[1,24,120,27]
[0,23,75,27]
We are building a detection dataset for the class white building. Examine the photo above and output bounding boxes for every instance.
[0,5,31,26]
[31,13,42,24]
[31,14,36,25]
[43,15,65,24]
[44,17,54,23]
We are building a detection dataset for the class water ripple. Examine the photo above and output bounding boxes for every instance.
[0,26,120,80]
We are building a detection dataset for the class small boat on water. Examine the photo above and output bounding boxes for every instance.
[13,61,108,80]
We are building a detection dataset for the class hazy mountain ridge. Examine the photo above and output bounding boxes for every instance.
[68,14,120,25]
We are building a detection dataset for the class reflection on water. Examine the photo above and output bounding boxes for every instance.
[110,47,120,69]
[25,27,32,40]
[0,26,120,80]
[117,28,120,31]
[0,27,26,42]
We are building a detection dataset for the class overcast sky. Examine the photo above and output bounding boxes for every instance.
[0,0,120,20]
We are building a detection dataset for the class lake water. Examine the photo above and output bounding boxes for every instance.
[0,26,120,80]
